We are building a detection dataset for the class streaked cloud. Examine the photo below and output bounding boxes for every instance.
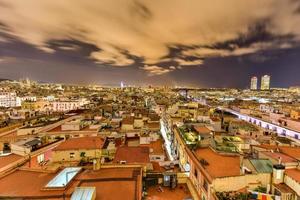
[141,65,174,76]
[58,44,79,51]
[174,58,204,66]
[0,0,300,75]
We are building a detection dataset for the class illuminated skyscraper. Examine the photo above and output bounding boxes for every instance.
[261,75,270,90]
[250,76,258,90]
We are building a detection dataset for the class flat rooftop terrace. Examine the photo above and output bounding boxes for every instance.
[146,184,192,200]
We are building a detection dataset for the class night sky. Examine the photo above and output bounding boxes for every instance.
[0,0,300,88]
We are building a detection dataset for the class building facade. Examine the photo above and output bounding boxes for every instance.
[251,76,258,90]
[261,75,271,90]
[0,92,21,108]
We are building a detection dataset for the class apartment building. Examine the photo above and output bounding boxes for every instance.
[0,92,21,108]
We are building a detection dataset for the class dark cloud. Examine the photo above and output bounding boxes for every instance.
[0,0,300,87]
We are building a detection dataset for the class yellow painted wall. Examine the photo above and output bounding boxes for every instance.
[213,173,271,192]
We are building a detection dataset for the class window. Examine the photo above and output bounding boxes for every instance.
[276,170,281,179]
[70,152,75,159]
[80,152,86,157]
[194,169,198,178]
[37,154,45,163]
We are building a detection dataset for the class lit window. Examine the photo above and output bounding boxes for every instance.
[37,154,45,163]
[276,170,281,179]
[70,152,75,159]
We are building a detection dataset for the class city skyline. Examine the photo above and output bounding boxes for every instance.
[1,0,300,87]
[1,2,300,199]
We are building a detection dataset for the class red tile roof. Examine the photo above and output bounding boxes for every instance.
[285,168,300,183]
[147,184,192,200]
[0,170,72,198]
[279,146,300,160]
[114,146,150,163]
[53,136,105,151]
[78,167,142,200]
[79,167,138,180]
[194,148,241,178]
[81,180,136,200]
[140,139,164,154]
[261,151,297,163]
[0,154,23,169]
[0,167,143,200]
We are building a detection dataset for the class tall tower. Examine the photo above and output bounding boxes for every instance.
[250,76,258,90]
[261,75,270,90]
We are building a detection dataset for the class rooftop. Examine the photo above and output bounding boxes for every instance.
[0,166,142,200]
[78,167,142,200]
[194,125,211,135]
[53,137,106,151]
[261,151,297,164]
[146,184,192,200]
[0,169,71,198]
[0,153,23,169]
[114,146,150,163]
[279,146,300,160]
[249,159,273,173]
[140,139,165,155]
[285,168,300,183]
[194,147,241,178]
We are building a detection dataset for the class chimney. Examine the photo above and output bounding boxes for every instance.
[278,157,282,165]
[272,164,285,185]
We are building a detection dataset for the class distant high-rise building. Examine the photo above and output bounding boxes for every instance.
[250,76,258,90]
[120,81,124,88]
[261,75,270,90]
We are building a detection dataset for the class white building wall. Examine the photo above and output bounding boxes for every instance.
[0,92,20,107]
